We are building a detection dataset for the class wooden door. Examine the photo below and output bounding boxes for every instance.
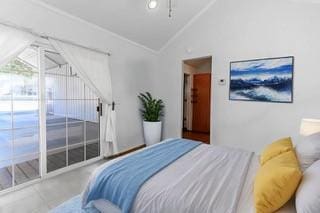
[192,73,211,133]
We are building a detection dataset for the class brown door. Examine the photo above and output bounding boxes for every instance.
[192,73,211,133]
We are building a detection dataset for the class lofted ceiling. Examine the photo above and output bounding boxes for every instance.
[38,0,214,51]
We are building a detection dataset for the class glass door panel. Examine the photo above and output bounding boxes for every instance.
[0,130,12,162]
[47,122,67,172]
[0,72,11,100]
[11,71,38,100]
[45,64,68,172]
[68,120,85,165]
[0,47,40,191]
[0,101,12,129]
[45,51,100,173]
[14,155,40,185]
[0,47,102,190]
[68,122,85,145]
[13,127,39,157]
[0,161,12,190]
[13,100,39,128]
[85,100,100,160]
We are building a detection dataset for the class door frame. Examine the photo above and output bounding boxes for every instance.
[180,56,213,144]
[182,73,192,131]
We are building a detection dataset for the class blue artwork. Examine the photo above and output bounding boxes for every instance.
[229,56,294,103]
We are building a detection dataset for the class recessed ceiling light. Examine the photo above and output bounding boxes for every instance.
[148,0,158,9]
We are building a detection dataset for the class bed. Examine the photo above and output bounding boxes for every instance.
[82,139,296,213]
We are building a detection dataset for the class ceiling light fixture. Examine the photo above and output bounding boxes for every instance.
[147,0,174,18]
[168,0,172,18]
[148,0,158,9]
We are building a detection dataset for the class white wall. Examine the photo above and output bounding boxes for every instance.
[155,0,320,153]
[0,0,158,153]
[196,62,212,74]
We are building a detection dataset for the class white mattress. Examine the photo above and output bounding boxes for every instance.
[91,143,296,213]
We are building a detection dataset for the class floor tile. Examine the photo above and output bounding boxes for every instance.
[0,185,38,207]
[31,205,50,213]
[0,193,49,213]
[0,160,107,212]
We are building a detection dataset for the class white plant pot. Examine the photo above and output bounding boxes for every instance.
[143,121,162,146]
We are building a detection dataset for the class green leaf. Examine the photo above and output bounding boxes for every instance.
[137,92,165,122]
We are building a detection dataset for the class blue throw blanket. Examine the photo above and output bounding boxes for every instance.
[82,139,200,213]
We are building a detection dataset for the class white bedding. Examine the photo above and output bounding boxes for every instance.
[86,142,296,213]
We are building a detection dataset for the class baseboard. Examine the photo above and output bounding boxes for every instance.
[106,144,146,159]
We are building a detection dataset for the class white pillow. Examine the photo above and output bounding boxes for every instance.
[296,160,320,213]
[295,133,320,171]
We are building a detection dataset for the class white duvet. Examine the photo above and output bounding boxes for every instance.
[84,141,296,213]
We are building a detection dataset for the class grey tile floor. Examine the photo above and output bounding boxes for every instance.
[0,159,107,213]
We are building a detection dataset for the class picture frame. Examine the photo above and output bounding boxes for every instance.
[229,56,294,103]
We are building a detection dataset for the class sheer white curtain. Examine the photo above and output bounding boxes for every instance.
[0,24,35,67]
[49,39,118,156]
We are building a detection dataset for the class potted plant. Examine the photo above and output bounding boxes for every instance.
[138,92,164,146]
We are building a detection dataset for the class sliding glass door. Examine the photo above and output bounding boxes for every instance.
[0,47,40,191]
[44,51,100,173]
[0,46,101,192]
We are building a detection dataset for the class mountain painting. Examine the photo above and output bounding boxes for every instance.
[229,57,294,103]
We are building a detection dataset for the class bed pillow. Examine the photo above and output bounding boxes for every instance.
[295,132,320,172]
[296,160,320,213]
[260,137,293,165]
[254,150,302,213]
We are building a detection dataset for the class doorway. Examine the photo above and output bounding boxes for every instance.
[182,57,212,144]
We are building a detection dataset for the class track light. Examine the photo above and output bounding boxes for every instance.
[148,0,158,9]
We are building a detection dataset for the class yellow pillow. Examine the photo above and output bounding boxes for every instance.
[260,137,293,165]
[254,151,302,213]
